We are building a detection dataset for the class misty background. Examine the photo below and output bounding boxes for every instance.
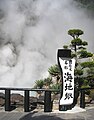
[0,0,93,88]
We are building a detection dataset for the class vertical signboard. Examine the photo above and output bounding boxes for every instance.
[59,58,75,105]
[57,49,75,107]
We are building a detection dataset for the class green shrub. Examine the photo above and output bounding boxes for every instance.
[81,85,90,95]
[89,89,94,100]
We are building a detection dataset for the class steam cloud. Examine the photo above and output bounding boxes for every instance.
[0,0,93,87]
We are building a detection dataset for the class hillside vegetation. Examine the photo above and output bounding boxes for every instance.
[74,0,94,16]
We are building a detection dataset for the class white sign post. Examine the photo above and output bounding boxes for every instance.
[59,58,75,105]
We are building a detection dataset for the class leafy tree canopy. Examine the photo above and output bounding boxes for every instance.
[81,61,94,68]
[44,77,52,86]
[34,79,44,89]
[68,29,84,39]
[48,64,60,76]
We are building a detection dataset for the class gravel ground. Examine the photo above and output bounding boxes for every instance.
[19,108,94,120]
[0,107,94,120]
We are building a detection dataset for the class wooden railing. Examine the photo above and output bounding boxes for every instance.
[0,87,92,112]
[0,87,60,112]
[80,87,94,108]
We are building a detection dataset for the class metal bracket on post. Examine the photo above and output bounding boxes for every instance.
[80,90,85,108]
[44,91,52,112]
[5,89,11,111]
[24,90,29,112]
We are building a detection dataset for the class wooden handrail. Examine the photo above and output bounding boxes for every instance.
[0,87,60,92]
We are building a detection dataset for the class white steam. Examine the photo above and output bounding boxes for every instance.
[0,0,93,87]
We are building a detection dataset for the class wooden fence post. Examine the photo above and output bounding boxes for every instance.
[5,89,11,111]
[80,90,85,108]
[44,91,52,112]
[24,90,29,112]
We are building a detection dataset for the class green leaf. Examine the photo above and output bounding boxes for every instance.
[78,50,93,58]
[68,29,84,38]
[81,61,94,68]
[63,45,68,49]
[34,79,44,89]
[48,64,60,76]
[82,41,88,46]
[71,38,83,46]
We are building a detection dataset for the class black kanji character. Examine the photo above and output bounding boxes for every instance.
[64,66,68,70]
[69,60,72,71]
[69,60,72,64]
[64,93,73,100]
[65,60,68,65]
[65,83,73,91]
[64,72,73,82]
[69,64,72,71]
